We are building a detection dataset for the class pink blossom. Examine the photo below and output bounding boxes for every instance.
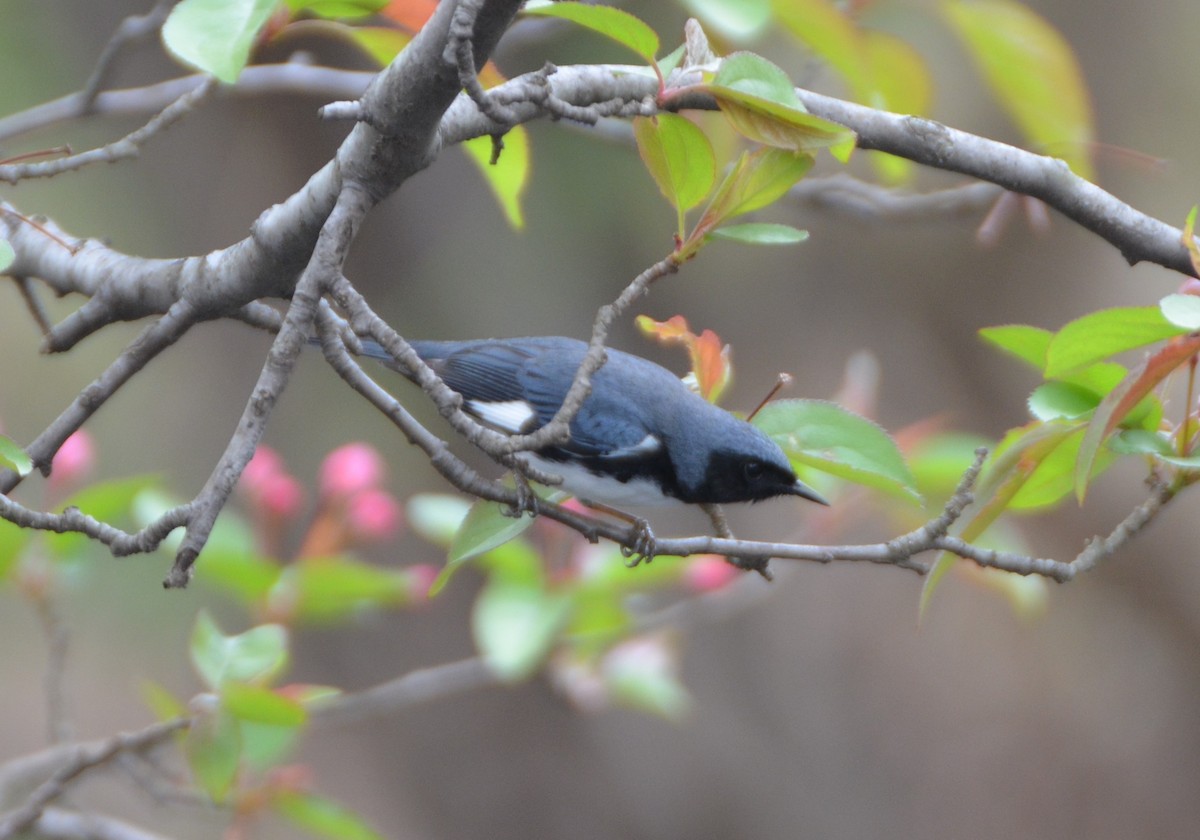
[405,564,439,601]
[49,430,95,488]
[319,443,385,500]
[242,445,285,493]
[344,488,402,541]
[258,472,305,519]
[683,555,739,592]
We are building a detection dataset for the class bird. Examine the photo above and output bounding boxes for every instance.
[347,335,828,511]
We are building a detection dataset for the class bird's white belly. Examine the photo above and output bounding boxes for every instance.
[525,455,680,508]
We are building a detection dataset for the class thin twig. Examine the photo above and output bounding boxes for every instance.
[0,718,189,839]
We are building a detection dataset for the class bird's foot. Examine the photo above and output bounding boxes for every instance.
[620,517,657,567]
[504,470,536,519]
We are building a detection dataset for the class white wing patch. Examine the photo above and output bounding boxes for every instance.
[605,434,662,460]
[466,399,536,433]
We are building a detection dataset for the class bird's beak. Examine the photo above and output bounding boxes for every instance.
[790,479,830,506]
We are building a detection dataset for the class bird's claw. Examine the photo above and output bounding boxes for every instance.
[620,518,657,567]
[504,471,536,519]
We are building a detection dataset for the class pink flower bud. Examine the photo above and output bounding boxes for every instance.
[49,430,95,489]
[242,446,285,493]
[344,488,402,542]
[319,443,385,500]
[405,563,439,601]
[259,472,305,519]
[683,555,739,592]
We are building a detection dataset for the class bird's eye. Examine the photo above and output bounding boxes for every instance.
[743,461,765,483]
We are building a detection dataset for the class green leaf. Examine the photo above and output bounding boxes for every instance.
[190,611,289,690]
[194,546,281,606]
[270,559,410,623]
[707,222,808,245]
[861,32,931,184]
[285,0,387,19]
[706,53,856,158]
[942,0,1095,180]
[774,0,933,181]
[449,498,538,565]
[0,238,14,273]
[185,705,241,802]
[162,0,279,84]
[473,580,571,681]
[1027,381,1099,421]
[522,1,659,64]
[406,494,470,547]
[699,147,814,229]
[0,435,32,477]
[1160,293,1200,330]
[680,0,771,40]
[344,25,410,66]
[979,324,1052,371]
[1009,425,1111,510]
[462,124,530,230]
[0,520,30,582]
[49,476,162,560]
[906,433,993,501]
[1109,428,1173,458]
[276,791,386,840]
[773,0,867,92]
[1075,333,1200,500]
[603,638,691,721]
[141,680,188,722]
[1044,306,1185,378]
[634,114,717,220]
[753,399,920,502]
[222,682,307,727]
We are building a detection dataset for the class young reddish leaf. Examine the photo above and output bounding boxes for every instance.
[276,791,386,840]
[462,124,530,230]
[1076,333,1200,500]
[1044,306,1185,378]
[979,324,1052,371]
[162,0,279,84]
[633,114,717,223]
[942,0,1095,180]
[635,316,731,403]
[706,53,856,158]
[522,2,660,64]
[708,222,808,245]
[382,0,436,32]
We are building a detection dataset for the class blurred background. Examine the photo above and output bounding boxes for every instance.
[2,1,1200,837]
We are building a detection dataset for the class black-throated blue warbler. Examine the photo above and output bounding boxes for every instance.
[349,336,828,510]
